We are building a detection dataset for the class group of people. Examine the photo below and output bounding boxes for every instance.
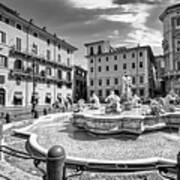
[52,94,73,112]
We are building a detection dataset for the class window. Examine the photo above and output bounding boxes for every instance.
[139,61,143,68]
[106,89,110,96]
[139,76,144,84]
[98,66,101,72]
[0,88,5,106]
[58,44,61,50]
[176,17,180,27]
[45,93,51,104]
[67,49,70,54]
[16,38,21,51]
[132,53,135,58]
[99,79,102,86]
[0,75,5,84]
[16,24,22,30]
[139,52,143,57]
[46,50,51,60]
[47,39,50,45]
[114,55,117,60]
[13,92,23,105]
[58,70,62,79]
[178,61,180,70]
[32,44,38,54]
[132,77,135,84]
[132,62,135,69]
[46,67,51,76]
[90,67,93,72]
[106,79,110,85]
[67,58,70,66]
[33,32,38,37]
[123,63,127,70]
[98,58,101,62]
[0,31,6,43]
[58,54,61,62]
[90,47,94,55]
[99,90,102,97]
[5,18,9,24]
[98,45,102,54]
[106,66,109,71]
[90,80,94,86]
[0,55,8,68]
[139,88,144,96]
[14,59,22,70]
[67,71,71,81]
[123,54,126,59]
[90,90,94,96]
[90,59,93,63]
[106,57,109,62]
[114,78,118,85]
[114,64,118,71]
[176,40,180,52]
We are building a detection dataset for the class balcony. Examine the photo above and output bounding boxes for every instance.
[9,47,72,71]
[8,69,72,87]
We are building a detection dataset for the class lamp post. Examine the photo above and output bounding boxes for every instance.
[31,44,37,118]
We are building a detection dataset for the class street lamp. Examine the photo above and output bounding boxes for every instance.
[31,44,37,118]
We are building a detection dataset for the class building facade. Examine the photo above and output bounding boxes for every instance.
[0,3,77,107]
[85,41,156,101]
[72,65,87,103]
[160,3,180,95]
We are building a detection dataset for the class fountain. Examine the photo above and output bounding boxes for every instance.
[11,87,180,177]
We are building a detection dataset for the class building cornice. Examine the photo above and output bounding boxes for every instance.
[0,3,77,52]
[159,3,180,21]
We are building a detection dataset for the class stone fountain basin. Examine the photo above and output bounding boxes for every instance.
[72,108,180,135]
[13,110,180,168]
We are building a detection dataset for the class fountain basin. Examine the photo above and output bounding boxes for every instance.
[72,110,180,135]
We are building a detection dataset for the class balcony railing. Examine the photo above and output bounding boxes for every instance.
[9,47,72,71]
[8,69,72,86]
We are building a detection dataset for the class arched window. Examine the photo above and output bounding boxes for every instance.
[14,59,23,71]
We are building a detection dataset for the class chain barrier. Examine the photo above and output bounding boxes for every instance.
[0,145,178,180]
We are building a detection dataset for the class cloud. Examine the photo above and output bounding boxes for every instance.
[67,0,118,9]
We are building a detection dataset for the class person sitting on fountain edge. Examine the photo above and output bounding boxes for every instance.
[90,92,100,109]
[105,90,121,113]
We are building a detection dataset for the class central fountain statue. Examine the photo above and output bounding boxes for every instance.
[121,73,133,110]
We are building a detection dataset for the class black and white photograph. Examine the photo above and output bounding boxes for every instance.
[0,0,180,179]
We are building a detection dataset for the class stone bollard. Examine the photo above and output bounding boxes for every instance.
[47,145,66,180]
[178,152,180,180]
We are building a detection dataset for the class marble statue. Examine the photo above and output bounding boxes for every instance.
[122,74,133,102]
[90,93,100,109]
[105,90,121,113]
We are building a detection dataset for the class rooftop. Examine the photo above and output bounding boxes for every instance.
[159,3,180,21]
[0,3,77,51]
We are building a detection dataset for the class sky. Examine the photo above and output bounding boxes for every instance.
[1,0,180,69]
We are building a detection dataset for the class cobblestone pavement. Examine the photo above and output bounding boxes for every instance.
[0,161,40,180]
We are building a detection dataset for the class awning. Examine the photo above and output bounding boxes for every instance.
[14,92,23,99]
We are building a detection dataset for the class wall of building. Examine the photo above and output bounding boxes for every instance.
[85,41,154,101]
[0,4,76,107]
